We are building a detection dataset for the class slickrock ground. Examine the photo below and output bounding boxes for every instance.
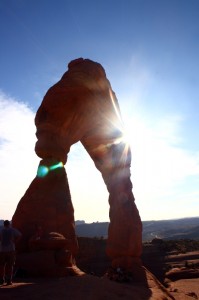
[1,277,199,299]
[168,278,199,299]
[164,251,199,299]
[0,270,174,300]
[142,242,199,299]
[1,241,199,299]
[1,261,199,299]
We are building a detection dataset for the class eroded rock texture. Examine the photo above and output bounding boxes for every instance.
[12,58,142,275]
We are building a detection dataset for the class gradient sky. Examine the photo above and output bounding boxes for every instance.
[0,0,199,223]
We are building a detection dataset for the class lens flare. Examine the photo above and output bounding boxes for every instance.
[37,162,64,178]
[49,161,64,170]
[37,165,49,177]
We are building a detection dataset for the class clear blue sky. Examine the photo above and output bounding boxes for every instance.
[0,0,199,222]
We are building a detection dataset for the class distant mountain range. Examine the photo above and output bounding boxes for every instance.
[1,217,198,241]
[75,217,199,241]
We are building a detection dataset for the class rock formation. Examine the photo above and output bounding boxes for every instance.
[12,58,142,276]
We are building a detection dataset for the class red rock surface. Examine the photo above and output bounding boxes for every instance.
[12,58,142,275]
[12,159,78,255]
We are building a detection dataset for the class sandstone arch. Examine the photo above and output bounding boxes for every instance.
[12,58,142,275]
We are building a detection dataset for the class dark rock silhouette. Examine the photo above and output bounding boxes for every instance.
[12,58,142,276]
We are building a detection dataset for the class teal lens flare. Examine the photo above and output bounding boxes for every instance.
[37,162,64,178]
[37,165,49,177]
[49,162,63,170]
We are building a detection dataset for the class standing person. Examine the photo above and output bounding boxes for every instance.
[0,220,22,286]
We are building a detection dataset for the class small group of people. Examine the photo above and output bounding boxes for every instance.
[0,220,22,286]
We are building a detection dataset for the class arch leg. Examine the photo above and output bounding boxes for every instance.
[82,139,142,271]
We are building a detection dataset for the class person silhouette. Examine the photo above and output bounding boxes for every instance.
[0,220,22,286]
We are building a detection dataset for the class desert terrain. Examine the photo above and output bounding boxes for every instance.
[1,239,199,299]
